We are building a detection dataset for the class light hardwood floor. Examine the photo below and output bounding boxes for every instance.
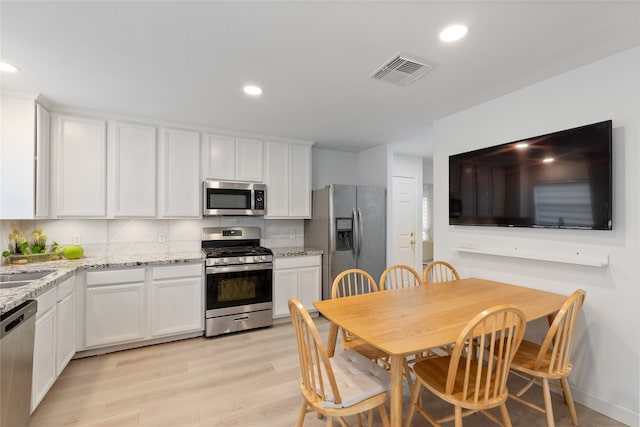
[30,317,625,427]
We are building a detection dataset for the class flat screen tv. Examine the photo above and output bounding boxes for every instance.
[449,120,612,230]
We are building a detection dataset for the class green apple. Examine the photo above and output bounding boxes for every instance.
[62,245,84,259]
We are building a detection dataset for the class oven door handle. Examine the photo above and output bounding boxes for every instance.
[206,263,273,274]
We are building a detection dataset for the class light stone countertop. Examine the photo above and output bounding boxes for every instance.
[271,247,323,257]
[0,251,205,315]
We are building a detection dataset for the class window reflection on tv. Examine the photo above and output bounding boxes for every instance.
[449,120,612,230]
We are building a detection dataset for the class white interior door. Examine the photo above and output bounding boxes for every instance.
[392,176,417,269]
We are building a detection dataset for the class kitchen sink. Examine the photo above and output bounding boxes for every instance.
[0,271,55,289]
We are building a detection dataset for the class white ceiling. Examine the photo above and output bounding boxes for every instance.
[1,1,639,158]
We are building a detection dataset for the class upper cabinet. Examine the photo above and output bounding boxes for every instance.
[109,122,157,217]
[203,134,263,182]
[159,128,201,217]
[0,96,50,219]
[53,115,107,217]
[265,141,313,219]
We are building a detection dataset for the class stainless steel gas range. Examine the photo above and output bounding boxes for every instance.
[202,227,273,337]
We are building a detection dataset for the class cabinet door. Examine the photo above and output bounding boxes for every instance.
[31,307,56,413]
[150,277,203,337]
[159,128,201,217]
[204,133,235,180]
[1,96,36,219]
[273,269,298,318]
[289,144,311,218]
[110,122,157,217]
[265,141,290,217]
[35,104,50,218]
[298,266,321,312]
[56,293,75,375]
[56,116,107,216]
[85,283,145,347]
[236,137,263,182]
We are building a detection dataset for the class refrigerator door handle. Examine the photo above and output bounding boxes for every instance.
[357,208,364,258]
[352,208,359,258]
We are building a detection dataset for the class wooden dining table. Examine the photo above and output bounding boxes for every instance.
[313,277,568,427]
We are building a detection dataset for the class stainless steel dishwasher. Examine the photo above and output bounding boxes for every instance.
[1,300,37,427]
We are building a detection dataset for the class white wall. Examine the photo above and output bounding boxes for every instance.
[311,148,358,190]
[357,144,388,187]
[433,47,639,425]
[422,158,433,184]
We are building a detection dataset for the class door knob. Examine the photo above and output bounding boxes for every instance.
[410,240,415,245]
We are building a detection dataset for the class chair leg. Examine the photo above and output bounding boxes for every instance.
[454,405,463,427]
[326,415,333,427]
[560,376,579,426]
[541,378,556,427]
[499,402,513,427]
[297,400,308,427]
[405,381,421,427]
[379,404,390,427]
[367,409,374,427]
[356,412,363,427]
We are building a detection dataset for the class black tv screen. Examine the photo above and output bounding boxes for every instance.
[449,120,612,230]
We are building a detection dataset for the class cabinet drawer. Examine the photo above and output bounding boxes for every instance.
[274,255,321,270]
[36,288,56,318]
[152,263,203,280]
[56,277,75,301]
[86,268,145,286]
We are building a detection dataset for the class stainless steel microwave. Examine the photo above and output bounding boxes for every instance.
[203,180,266,216]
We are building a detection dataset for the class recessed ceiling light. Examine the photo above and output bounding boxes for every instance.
[243,85,262,96]
[543,158,555,163]
[515,143,529,149]
[0,62,19,73]
[439,25,468,42]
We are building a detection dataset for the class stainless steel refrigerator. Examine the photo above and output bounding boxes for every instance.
[304,184,386,300]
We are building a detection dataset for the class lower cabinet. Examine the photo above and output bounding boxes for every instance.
[32,276,76,413]
[31,289,56,413]
[85,268,146,348]
[273,255,321,318]
[84,263,203,349]
[150,264,203,337]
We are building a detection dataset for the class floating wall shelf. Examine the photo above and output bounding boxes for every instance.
[454,246,609,267]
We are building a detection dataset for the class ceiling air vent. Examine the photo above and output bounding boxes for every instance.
[371,53,434,87]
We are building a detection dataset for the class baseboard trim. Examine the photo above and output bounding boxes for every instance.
[571,386,638,427]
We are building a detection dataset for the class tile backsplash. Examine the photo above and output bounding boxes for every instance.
[0,218,305,257]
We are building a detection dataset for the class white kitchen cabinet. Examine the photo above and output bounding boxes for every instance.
[31,288,57,413]
[273,255,321,318]
[159,128,201,217]
[54,115,107,217]
[85,268,145,348]
[0,96,50,219]
[203,134,263,182]
[150,264,203,337]
[35,104,51,218]
[109,121,157,217]
[55,277,75,376]
[265,141,312,218]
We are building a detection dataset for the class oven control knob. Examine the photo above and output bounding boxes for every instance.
[254,256,262,262]
[222,258,229,264]
[261,256,269,262]
[238,257,245,263]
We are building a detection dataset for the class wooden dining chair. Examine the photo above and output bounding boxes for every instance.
[423,260,460,284]
[332,268,379,298]
[508,289,586,427]
[379,265,422,290]
[288,298,391,427]
[406,304,526,427]
[331,269,415,389]
[331,269,389,364]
